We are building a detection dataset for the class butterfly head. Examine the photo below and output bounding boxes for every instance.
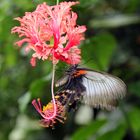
[65,64,78,75]
[55,65,87,87]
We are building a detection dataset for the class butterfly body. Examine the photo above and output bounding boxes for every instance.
[55,65,127,111]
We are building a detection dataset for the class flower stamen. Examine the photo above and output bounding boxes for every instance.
[32,99,66,128]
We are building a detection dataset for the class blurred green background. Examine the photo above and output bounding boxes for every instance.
[0,0,140,140]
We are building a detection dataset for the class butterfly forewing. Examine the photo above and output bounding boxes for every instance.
[55,75,69,87]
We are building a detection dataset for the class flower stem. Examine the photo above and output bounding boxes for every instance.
[51,63,57,117]
[56,0,59,5]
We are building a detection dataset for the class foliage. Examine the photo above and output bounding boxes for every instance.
[0,0,140,140]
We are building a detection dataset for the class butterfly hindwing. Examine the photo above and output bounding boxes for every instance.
[55,89,82,111]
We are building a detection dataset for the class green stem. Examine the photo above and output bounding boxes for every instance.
[56,0,59,5]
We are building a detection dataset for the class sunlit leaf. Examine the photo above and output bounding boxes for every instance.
[97,124,126,140]
[9,114,41,140]
[90,15,140,28]
[18,92,31,113]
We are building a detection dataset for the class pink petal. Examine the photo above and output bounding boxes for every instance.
[30,57,36,67]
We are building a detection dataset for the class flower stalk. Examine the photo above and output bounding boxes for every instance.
[50,62,57,119]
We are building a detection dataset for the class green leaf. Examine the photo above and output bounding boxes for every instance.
[29,77,51,99]
[125,0,140,13]
[72,120,106,140]
[128,107,140,139]
[12,0,34,10]
[82,32,116,71]
[129,81,140,96]
[79,0,99,7]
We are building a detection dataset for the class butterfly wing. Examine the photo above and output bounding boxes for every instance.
[55,65,127,111]
[82,70,127,110]
[55,75,69,88]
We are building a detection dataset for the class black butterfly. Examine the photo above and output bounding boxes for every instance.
[55,65,127,111]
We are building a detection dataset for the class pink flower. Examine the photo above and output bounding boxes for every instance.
[32,98,66,128]
[11,2,86,66]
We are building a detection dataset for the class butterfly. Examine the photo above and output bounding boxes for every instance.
[55,65,127,111]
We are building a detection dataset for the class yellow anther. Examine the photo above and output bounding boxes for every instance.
[55,95,60,99]
[43,102,53,111]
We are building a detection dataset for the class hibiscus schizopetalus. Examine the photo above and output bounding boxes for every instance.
[11,1,86,128]
[11,2,86,66]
